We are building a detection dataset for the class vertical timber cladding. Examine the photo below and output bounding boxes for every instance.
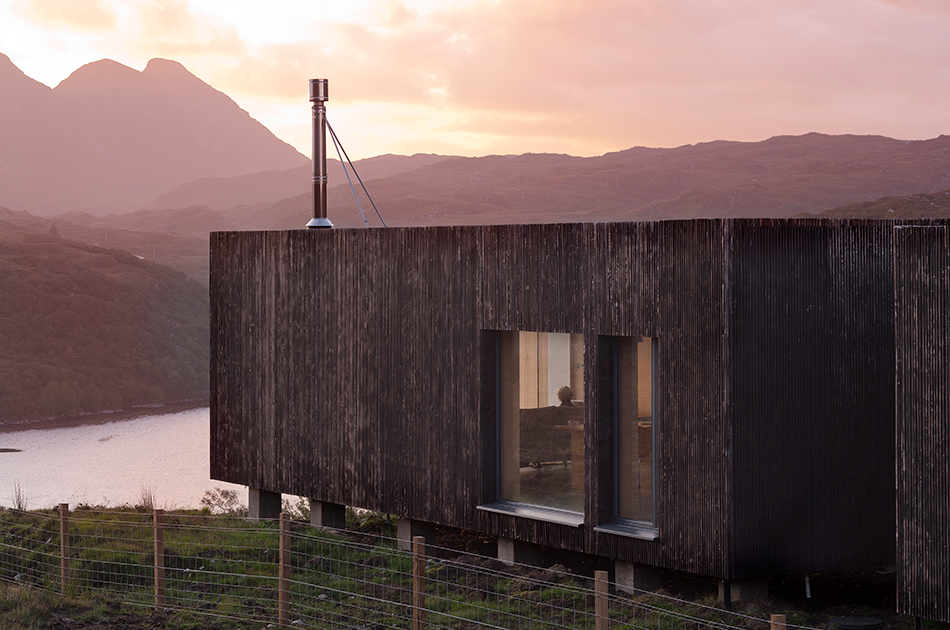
[211,222,734,574]
[210,230,319,496]
[584,220,731,577]
[211,219,920,580]
[476,221,732,576]
[895,226,950,623]
[728,219,896,579]
[211,227,485,523]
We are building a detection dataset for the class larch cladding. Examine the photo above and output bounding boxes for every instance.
[211,219,901,580]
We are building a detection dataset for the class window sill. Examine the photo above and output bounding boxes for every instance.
[477,500,584,528]
[594,520,659,541]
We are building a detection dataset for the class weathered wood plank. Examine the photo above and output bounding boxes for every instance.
[211,220,907,581]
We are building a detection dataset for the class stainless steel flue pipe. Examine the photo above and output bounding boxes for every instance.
[306,78,332,229]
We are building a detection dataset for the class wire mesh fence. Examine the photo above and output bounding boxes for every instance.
[0,506,816,630]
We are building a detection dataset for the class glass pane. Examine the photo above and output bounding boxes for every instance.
[618,336,654,523]
[500,331,585,512]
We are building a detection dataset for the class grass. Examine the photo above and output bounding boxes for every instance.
[0,505,598,628]
[0,500,765,630]
[1,504,928,630]
[12,481,26,512]
[137,484,156,512]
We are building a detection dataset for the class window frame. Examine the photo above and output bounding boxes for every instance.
[477,329,586,528]
[593,335,660,541]
[478,330,660,538]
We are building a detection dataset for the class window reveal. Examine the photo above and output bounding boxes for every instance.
[616,336,655,524]
[500,331,585,513]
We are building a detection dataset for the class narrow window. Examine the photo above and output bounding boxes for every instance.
[499,331,585,513]
[615,336,656,525]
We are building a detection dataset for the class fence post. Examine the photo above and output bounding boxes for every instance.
[59,503,69,594]
[771,614,787,630]
[279,512,290,626]
[595,569,609,630]
[412,535,426,630]
[154,509,165,610]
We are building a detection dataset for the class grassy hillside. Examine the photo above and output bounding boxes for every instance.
[0,223,208,423]
[1,207,209,286]
[799,189,950,219]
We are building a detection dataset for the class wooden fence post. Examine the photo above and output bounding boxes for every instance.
[279,513,290,627]
[771,614,787,630]
[154,509,165,610]
[594,569,609,630]
[412,536,426,630]
[59,503,69,594]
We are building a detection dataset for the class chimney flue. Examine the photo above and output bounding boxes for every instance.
[306,78,332,229]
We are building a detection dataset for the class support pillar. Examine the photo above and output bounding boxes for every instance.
[397,518,438,552]
[247,488,281,520]
[615,560,662,594]
[497,536,541,566]
[719,578,768,605]
[309,500,346,530]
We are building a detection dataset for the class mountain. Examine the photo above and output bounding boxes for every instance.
[0,212,208,422]
[172,133,945,229]
[143,154,450,212]
[129,133,950,230]
[0,54,307,215]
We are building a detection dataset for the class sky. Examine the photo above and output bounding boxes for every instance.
[1,0,949,160]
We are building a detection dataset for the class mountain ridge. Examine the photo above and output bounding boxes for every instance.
[184,132,950,229]
[0,54,307,215]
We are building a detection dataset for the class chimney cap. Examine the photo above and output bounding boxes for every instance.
[309,79,328,102]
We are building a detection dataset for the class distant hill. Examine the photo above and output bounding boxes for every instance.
[134,133,950,229]
[0,215,209,422]
[0,54,307,215]
[799,189,950,219]
[0,207,209,283]
[144,154,451,212]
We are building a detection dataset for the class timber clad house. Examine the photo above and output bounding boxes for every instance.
[210,219,949,619]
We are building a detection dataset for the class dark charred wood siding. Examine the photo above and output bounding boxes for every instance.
[894,225,950,622]
[581,220,729,577]
[211,219,904,581]
[728,220,896,577]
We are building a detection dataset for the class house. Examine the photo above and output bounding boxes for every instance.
[210,219,904,597]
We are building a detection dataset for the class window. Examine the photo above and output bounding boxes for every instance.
[616,336,655,523]
[595,335,658,539]
[498,331,585,514]
[478,330,657,534]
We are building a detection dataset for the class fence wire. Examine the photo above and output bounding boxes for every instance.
[0,507,817,630]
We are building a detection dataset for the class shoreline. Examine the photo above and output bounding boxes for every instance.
[0,400,209,434]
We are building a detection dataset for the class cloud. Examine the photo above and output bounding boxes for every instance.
[18,0,116,31]
[233,0,950,156]
[877,0,950,16]
[132,0,245,57]
[23,0,946,157]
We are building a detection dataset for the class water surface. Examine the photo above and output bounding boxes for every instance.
[0,407,244,510]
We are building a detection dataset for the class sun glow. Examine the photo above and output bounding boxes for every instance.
[2,0,950,159]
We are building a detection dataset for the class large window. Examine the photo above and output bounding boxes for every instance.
[499,331,585,513]
[613,336,656,527]
[480,330,657,534]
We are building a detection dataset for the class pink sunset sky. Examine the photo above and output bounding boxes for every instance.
[1,0,948,160]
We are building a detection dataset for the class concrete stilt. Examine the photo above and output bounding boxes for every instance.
[309,500,346,530]
[397,518,439,552]
[247,488,281,520]
[615,560,663,594]
[497,536,542,566]
[719,578,768,605]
